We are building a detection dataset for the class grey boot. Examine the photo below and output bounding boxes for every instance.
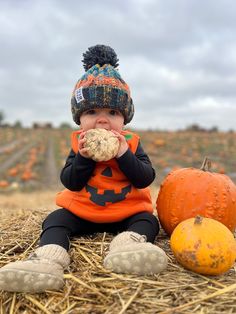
[0,244,70,293]
[104,231,168,275]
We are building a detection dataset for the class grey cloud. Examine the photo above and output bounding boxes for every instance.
[0,0,236,130]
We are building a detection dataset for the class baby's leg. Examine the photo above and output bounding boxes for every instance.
[0,208,105,293]
[0,208,76,293]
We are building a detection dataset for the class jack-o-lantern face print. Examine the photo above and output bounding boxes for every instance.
[85,166,132,206]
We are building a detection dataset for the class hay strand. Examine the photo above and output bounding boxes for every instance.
[63,274,108,300]
[118,283,142,314]
[9,293,16,314]
[24,295,51,314]
[160,283,236,314]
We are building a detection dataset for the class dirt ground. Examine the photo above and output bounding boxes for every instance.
[0,190,58,212]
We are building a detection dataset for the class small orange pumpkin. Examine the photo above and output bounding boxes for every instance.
[21,169,33,181]
[156,157,236,235]
[0,180,9,188]
[8,167,19,176]
[170,216,236,275]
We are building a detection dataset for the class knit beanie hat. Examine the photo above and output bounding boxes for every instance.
[71,45,134,125]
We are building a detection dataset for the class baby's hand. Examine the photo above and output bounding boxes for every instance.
[111,130,128,158]
[78,131,90,158]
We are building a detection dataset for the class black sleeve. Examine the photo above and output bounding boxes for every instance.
[60,149,96,191]
[116,142,156,188]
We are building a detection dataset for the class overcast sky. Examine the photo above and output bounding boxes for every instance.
[1,0,236,130]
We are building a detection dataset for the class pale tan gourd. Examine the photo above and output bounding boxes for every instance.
[84,128,119,162]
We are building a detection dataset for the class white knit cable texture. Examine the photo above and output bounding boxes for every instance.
[35,244,70,268]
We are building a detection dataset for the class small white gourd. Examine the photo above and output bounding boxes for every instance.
[84,128,119,162]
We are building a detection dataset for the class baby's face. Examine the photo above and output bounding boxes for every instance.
[80,108,124,132]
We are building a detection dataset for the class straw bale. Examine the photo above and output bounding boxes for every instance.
[1,193,236,313]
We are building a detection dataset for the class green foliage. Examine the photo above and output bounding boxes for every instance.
[0,111,5,126]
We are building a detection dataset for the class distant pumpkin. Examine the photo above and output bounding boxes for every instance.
[0,180,9,188]
[8,167,18,176]
[21,169,33,181]
[170,216,236,275]
[156,157,236,235]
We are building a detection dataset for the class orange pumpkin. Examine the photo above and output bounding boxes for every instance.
[0,180,9,188]
[170,216,236,275]
[8,167,18,176]
[156,157,236,235]
[21,169,33,181]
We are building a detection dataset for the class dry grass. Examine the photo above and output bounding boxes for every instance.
[1,187,236,313]
[0,190,57,212]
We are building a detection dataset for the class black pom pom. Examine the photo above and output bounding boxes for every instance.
[82,45,119,70]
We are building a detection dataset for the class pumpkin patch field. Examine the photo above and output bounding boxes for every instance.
[1,127,236,313]
[0,127,235,192]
